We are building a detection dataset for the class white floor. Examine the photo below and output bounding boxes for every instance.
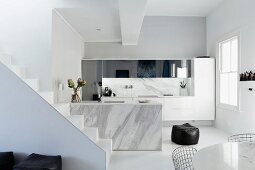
[109,126,229,170]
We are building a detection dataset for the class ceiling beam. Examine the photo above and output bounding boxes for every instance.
[119,0,148,45]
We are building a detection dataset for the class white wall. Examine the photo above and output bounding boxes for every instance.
[0,62,106,170]
[0,0,98,91]
[207,0,255,134]
[52,11,85,102]
[85,16,206,59]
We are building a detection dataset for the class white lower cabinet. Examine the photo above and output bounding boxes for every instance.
[164,97,194,121]
[103,95,214,121]
[136,97,195,121]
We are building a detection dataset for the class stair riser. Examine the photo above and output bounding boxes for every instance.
[6,65,26,78]
[97,139,112,169]
[39,92,54,104]
[0,54,12,65]
[68,115,84,130]
[23,79,39,91]
[83,128,99,143]
[53,104,71,117]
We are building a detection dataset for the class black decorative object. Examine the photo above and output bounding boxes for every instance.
[180,80,187,88]
[248,71,253,81]
[137,60,156,78]
[240,73,245,81]
[162,60,170,77]
[103,87,112,96]
[240,71,255,81]
[171,123,200,145]
[116,70,129,78]
[13,153,62,170]
[253,73,255,80]
[0,152,14,170]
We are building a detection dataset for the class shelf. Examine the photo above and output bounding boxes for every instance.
[239,81,255,89]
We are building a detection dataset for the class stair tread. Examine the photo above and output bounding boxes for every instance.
[97,139,112,152]
[82,127,98,142]
[67,115,84,120]
[97,138,112,169]
[23,78,39,80]
[53,103,70,117]
[67,115,84,130]
[38,91,54,104]
[5,64,26,78]
[23,78,39,91]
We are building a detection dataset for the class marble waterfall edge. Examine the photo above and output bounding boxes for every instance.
[71,103,162,151]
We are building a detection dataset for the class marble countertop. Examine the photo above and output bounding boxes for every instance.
[72,100,162,105]
[193,142,255,170]
[102,95,194,99]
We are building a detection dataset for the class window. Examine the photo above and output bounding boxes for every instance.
[219,36,239,108]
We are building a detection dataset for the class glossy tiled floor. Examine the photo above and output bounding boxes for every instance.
[109,126,229,170]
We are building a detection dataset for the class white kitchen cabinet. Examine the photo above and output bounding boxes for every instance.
[164,97,194,120]
[192,58,215,120]
[164,58,215,121]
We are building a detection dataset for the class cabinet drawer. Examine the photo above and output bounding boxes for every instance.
[165,97,193,109]
[164,108,194,121]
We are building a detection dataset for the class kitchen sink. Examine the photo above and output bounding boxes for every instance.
[103,101,125,103]
[138,95,158,98]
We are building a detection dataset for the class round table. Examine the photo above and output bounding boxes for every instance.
[193,142,255,170]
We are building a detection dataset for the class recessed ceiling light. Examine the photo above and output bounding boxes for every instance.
[96,28,101,31]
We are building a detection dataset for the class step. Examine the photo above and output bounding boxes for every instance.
[82,127,99,143]
[0,53,12,65]
[67,115,84,130]
[53,103,70,117]
[5,64,26,78]
[23,78,39,91]
[38,91,54,104]
[97,139,112,169]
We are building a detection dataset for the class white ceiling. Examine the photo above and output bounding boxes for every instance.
[119,0,148,45]
[56,7,121,42]
[56,0,226,44]
[146,0,225,16]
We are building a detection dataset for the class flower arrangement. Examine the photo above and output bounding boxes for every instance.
[68,78,86,103]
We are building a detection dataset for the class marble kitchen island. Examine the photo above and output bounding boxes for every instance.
[70,101,162,151]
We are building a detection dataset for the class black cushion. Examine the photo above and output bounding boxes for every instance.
[0,152,14,170]
[13,153,62,170]
[171,123,200,145]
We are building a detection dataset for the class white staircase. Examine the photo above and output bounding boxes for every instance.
[53,103,112,169]
[0,53,112,170]
[0,53,54,104]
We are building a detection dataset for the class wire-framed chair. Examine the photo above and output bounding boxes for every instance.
[172,146,197,170]
[228,133,255,143]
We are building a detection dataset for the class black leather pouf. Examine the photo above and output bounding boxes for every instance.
[0,152,14,170]
[171,123,200,145]
[13,153,62,170]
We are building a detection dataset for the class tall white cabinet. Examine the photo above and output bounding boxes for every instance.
[192,58,215,120]
[164,58,215,121]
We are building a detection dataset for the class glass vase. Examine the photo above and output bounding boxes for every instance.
[71,91,81,103]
